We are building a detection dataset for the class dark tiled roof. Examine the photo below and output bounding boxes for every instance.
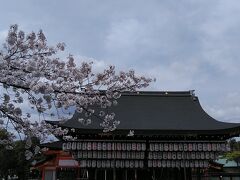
[47,91,240,135]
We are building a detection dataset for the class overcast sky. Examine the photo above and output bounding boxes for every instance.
[1,0,240,123]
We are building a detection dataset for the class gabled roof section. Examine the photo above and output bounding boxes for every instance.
[47,91,240,135]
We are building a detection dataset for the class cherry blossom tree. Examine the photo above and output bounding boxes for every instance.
[0,25,153,158]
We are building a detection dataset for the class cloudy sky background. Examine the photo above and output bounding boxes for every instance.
[1,0,240,123]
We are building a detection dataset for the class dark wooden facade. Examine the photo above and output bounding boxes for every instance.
[45,91,240,180]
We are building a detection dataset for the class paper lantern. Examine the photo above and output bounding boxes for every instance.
[153,160,157,168]
[117,151,121,159]
[177,152,182,159]
[207,143,212,151]
[183,144,188,151]
[71,142,76,150]
[62,143,67,151]
[153,152,158,160]
[111,160,115,168]
[148,160,153,167]
[92,142,97,150]
[81,160,87,168]
[67,142,71,150]
[102,142,107,151]
[77,142,82,150]
[97,151,102,159]
[163,152,168,159]
[132,143,137,151]
[83,151,88,158]
[97,142,102,151]
[112,151,116,159]
[122,143,126,151]
[134,160,139,168]
[125,160,130,168]
[78,151,82,158]
[92,160,96,168]
[112,143,116,151]
[93,151,97,159]
[107,151,111,159]
[88,151,92,158]
[148,152,153,159]
[150,143,154,151]
[117,143,121,151]
[196,152,200,159]
[167,152,171,160]
[127,143,131,151]
[192,143,197,151]
[197,143,202,151]
[164,143,169,151]
[174,143,178,151]
[172,152,176,160]
[188,144,193,151]
[122,152,126,159]
[142,143,146,151]
[87,142,92,150]
[97,160,101,168]
[137,143,141,151]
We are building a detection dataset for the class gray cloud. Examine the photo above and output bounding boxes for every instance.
[0,0,240,123]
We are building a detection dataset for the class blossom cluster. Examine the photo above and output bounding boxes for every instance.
[0,25,153,159]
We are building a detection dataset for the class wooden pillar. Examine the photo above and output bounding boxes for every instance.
[113,168,116,180]
[125,169,128,180]
[94,169,98,180]
[105,169,107,180]
[152,169,156,180]
[134,169,137,180]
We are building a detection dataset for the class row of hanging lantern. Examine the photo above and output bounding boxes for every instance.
[79,160,144,168]
[148,160,209,168]
[149,142,229,152]
[62,142,146,151]
[148,151,217,160]
[72,151,145,159]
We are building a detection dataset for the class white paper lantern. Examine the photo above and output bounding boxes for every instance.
[137,143,141,151]
[148,160,153,167]
[197,143,203,151]
[117,151,121,159]
[62,143,67,151]
[92,160,96,167]
[88,151,92,158]
[87,142,92,150]
[150,143,154,151]
[102,142,107,151]
[97,142,102,150]
[164,143,169,151]
[92,142,97,150]
[77,142,82,150]
[184,144,188,151]
[207,143,212,151]
[132,143,137,151]
[107,142,112,151]
[122,143,126,151]
[188,144,193,151]
[67,142,72,150]
[93,151,97,159]
[163,152,168,159]
[174,143,178,151]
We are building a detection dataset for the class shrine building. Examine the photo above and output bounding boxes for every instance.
[41,91,240,180]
